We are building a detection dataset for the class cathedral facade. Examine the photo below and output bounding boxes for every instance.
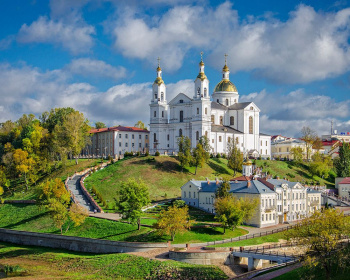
[149,56,271,158]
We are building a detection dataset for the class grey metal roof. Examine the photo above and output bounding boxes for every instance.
[228,102,252,110]
[259,133,271,137]
[211,125,243,134]
[211,101,228,110]
[267,179,299,189]
[191,180,275,194]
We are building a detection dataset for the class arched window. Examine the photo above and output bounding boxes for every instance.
[197,108,199,115]
[250,106,254,110]
[205,131,208,138]
[154,111,156,117]
[211,115,214,124]
[220,116,223,125]
[230,116,234,125]
[217,99,219,103]
[153,133,157,142]
[204,88,207,96]
[161,93,164,100]
[180,110,184,122]
[226,99,229,106]
[162,111,164,118]
[205,107,207,115]
[196,131,199,141]
[197,87,200,95]
[154,93,157,100]
[179,129,183,137]
[249,116,253,134]
[234,99,237,103]
[184,191,186,198]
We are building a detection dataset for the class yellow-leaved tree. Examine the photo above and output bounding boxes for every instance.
[155,205,193,241]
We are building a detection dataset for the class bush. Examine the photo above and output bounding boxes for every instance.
[155,151,160,156]
[136,151,140,156]
[267,157,270,160]
[221,153,226,159]
[145,151,149,157]
[258,156,262,160]
[216,153,221,158]
[173,200,186,208]
[210,153,214,158]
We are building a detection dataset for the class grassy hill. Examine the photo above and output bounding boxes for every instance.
[84,155,238,204]
[254,159,335,187]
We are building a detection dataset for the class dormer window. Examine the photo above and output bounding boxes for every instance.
[179,99,183,103]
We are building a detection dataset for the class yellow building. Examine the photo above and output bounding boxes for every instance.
[271,137,307,160]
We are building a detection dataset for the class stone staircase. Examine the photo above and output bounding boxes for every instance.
[67,175,95,212]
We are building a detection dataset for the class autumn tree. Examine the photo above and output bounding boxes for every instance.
[309,152,332,178]
[177,136,192,172]
[155,205,193,241]
[334,142,350,177]
[301,126,317,161]
[215,180,231,198]
[13,149,35,190]
[118,178,150,230]
[227,138,243,176]
[192,143,205,175]
[134,120,146,130]
[199,136,211,160]
[239,197,259,223]
[285,209,350,280]
[214,196,244,233]
[290,146,303,162]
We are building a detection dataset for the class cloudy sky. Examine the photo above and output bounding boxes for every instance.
[1,0,350,137]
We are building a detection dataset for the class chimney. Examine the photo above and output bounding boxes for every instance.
[247,181,251,187]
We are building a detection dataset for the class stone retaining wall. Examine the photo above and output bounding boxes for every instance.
[0,228,168,253]
[169,250,232,265]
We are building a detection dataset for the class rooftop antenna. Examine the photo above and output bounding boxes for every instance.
[200,51,203,62]
[224,53,228,65]
[157,57,161,68]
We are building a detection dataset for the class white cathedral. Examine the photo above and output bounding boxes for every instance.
[149,55,271,158]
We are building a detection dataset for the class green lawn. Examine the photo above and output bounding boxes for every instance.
[0,242,227,280]
[0,204,247,243]
[255,160,335,187]
[84,156,239,206]
[209,231,286,247]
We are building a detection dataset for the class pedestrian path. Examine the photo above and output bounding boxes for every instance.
[67,175,95,212]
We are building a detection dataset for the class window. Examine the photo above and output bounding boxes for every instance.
[125,134,128,139]
[119,142,121,147]
[119,134,122,138]
[212,139,214,143]
[266,141,268,146]
[205,131,208,138]
[228,137,231,143]
[153,133,157,143]
[220,116,223,125]
[180,110,184,122]
[145,135,148,139]
[204,88,207,96]
[179,129,182,137]
[226,99,229,106]
[262,214,264,221]
[217,99,219,103]
[219,136,222,142]
[162,111,164,118]
[249,116,253,134]
[139,135,141,139]
[132,134,134,139]
[211,115,214,124]
[161,93,164,100]
[179,99,183,103]
[196,131,199,141]
[139,143,141,148]
[230,116,234,125]
[184,191,186,198]
[250,106,254,110]
[261,140,262,146]
[189,192,191,198]
[193,192,196,198]
[154,111,156,117]
[279,148,281,152]
[146,143,148,147]
[206,197,208,204]
[132,143,135,147]
[205,107,207,115]
[154,93,157,100]
[167,134,169,141]
[125,143,128,147]
[197,108,199,114]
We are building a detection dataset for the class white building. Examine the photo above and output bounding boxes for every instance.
[149,56,271,158]
[86,126,149,158]
[181,163,321,228]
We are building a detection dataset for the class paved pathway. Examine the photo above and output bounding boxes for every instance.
[250,263,301,280]
[67,175,95,212]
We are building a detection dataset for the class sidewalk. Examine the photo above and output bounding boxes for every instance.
[250,263,301,280]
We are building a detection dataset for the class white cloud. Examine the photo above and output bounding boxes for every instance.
[112,2,350,83]
[17,16,95,54]
[67,58,127,81]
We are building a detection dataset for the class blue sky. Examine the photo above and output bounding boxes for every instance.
[0,0,350,137]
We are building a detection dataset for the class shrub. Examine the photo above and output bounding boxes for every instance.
[145,151,149,156]
[258,156,262,160]
[210,153,214,158]
[216,153,221,158]
[155,151,160,156]
[221,153,226,159]
[173,200,186,208]
[136,151,140,156]
[267,157,270,160]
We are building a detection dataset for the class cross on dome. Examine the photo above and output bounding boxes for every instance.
[157,57,161,71]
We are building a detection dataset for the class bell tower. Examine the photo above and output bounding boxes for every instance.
[194,52,210,100]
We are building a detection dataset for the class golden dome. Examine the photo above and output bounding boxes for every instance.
[196,72,207,81]
[223,64,229,72]
[214,79,237,92]
[154,77,164,85]
[243,158,253,165]
[157,66,162,71]
[199,61,204,66]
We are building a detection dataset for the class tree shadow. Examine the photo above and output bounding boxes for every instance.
[207,161,231,176]
[2,212,48,229]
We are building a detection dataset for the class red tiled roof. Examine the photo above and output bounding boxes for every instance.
[339,177,350,184]
[89,126,148,134]
[322,140,340,146]
[230,175,253,181]
[257,177,275,191]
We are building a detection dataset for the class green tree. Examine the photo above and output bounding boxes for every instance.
[227,138,243,176]
[118,178,150,230]
[192,142,206,175]
[335,142,350,177]
[215,180,231,198]
[134,120,146,130]
[290,146,303,162]
[155,205,193,241]
[199,136,211,161]
[301,126,317,161]
[173,199,186,208]
[285,209,350,280]
[310,152,332,178]
[239,197,259,223]
[95,122,106,129]
[214,196,244,233]
[177,136,192,172]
